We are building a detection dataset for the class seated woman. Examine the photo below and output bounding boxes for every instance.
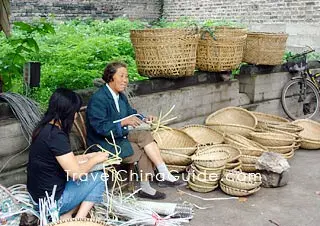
[86,62,184,200]
[27,88,108,220]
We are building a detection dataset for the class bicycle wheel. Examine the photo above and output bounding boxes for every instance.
[281,78,320,120]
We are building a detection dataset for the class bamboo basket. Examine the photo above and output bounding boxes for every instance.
[197,144,240,162]
[251,111,289,126]
[205,107,257,128]
[282,149,295,159]
[196,26,247,72]
[263,123,303,134]
[48,219,110,226]
[167,165,188,173]
[130,28,200,78]
[207,123,255,138]
[222,169,261,182]
[243,32,288,65]
[241,163,257,172]
[224,134,267,150]
[188,180,218,193]
[190,164,222,182]
[240,155,258,164]
[153,129,197,155]
[299,138,320,150]
[250,132,296,147]
[225,159,242,169]
[190,175,219,187]
[192,146,230,168]
[181,124,224,145]
[220,177,261,190]
[292,119,320,141]
[160,149,192,165]
[194,164,225,174]
[265,143,300,154]
[220,181,261,196]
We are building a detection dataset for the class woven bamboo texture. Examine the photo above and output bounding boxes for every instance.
[241,163,257,172]
[222,169,261,182]
[205,107,257,128]
[48,219,110,226]
[130,28,200,78]
[192,145,230,168]
[160,149,192,165]
[181,124,224,145]
[224,134,267,150]
[299,139,320,150]
[167,165,187,173]
[190,176,219,187]
[220,177,261,190]
[220,181,261,196]
[282,149,295,159]
[207,123,255,137]
[263,123,303,134]
[194,164,225,174]
[188,180,218,193]
[251,111,289,125]
[265,143,300,154]
[153,129,197,155]
[243,32,288,65]
[250,132,296,147]
[292,119,320,141]
[240,155,258,164]
[225,159,242,169]
[196,26,247,72]
[190,164,222,182]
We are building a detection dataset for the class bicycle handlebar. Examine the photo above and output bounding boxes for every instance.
[288,48,315,60]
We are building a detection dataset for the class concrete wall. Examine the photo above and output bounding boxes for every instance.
[10,0,161,21]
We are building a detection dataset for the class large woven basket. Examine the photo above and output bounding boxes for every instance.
[240,155,258,164]
[243,32,288,65]
[292,119,320,141]
[250,132,296,147]
[160,149,192,165]
[192,145,230,168]
[225,159,242,170]
[130,28,200,78]
[47,219,110,226]
[181,124,224,145]
[206,107,257,128]
[220,177,261,190]
[196,26,247,72]
[251,111,289,126]
[265,143,300,154]
[299,138,320,150]
[219,181,260,196]
[190,164,222,182]
[263,123,303,134]
[207,123,255,138]
[152,129,197,155]
[224,134,267,150]
[194,164,225,174]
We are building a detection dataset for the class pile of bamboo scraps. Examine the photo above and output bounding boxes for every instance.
[0,184,38,226]
[93,192,193,226]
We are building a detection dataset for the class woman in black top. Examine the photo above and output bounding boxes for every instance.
[27,88,108,220]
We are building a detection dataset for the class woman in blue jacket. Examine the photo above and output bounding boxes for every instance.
[86,62,184,199]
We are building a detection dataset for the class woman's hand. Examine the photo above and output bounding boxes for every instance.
[121,116,143,127]
[145,115,157,123]
[88,152,109,164]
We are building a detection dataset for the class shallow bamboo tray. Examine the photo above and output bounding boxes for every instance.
[181,124,224,145]
[220,181,261,196]
[188,180,218,193]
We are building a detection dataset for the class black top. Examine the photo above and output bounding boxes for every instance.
[27,124,71,202]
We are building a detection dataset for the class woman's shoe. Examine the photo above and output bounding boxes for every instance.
[137,190,166,200]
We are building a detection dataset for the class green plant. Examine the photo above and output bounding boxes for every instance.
[0,20,54,91]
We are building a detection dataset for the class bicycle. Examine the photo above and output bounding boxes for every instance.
[281,47,320,120]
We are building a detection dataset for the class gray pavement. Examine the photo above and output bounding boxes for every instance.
[153,150,320,226]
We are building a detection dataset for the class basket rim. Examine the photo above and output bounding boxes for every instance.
[153,128,197,149]
[220,181,261,195]
[250,132,296,141]
[293,119,320,140]
[47,218,110,226]
[181,124,224,144]
[224,134,268,150]
[247,32,288,37]
[160,149,192,158]
[205,107,258,128]
[251,111,290,123]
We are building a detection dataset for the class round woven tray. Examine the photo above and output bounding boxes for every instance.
[224,134,267,150]
[167,164,188,173]
[205,107,257,128]
[190,164,222,182]
[207,123,255,138]
[47,219,110,226]
[264,123,303,134]
[225,159,242,169]
[250,132,296,147]
[240,155,258,164]
[188,180,218,193]
[191,146,230,168]
[181,124,224,145]
[220,181,261,196]
[196,26,247,72]
[243,32,288,65]
[198,144,240,163]
[265,143,300,154]
[292,119,320,141]
[130,28,200,78]
[282,149,295,159]
[300,138,320,150]
[220,177,261,190]
[190,176,219,187]
[194,163,225,174]
[160,149,192,165]
[251,111,289,125]
[222,169,261,182]
[241,163,257,172]
[153,129,197,155]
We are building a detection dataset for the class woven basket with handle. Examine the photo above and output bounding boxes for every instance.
[243,32,288,65]
[130,28,200,78]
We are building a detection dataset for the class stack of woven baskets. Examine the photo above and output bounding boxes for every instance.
[249,112,302,159]
[205,107,257,137]
[292,119,320,150]
[219,170,262,196]
[152,129,197,173]
[187,145,230,193]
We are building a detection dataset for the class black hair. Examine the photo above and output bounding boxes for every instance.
[102,61,127,83]
[32,88,82,140]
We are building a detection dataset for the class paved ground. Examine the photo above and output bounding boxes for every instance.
[150,150,320,226]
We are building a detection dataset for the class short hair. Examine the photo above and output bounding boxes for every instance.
[102,61,127,83]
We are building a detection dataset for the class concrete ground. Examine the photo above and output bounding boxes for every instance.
[151,149,320,226]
